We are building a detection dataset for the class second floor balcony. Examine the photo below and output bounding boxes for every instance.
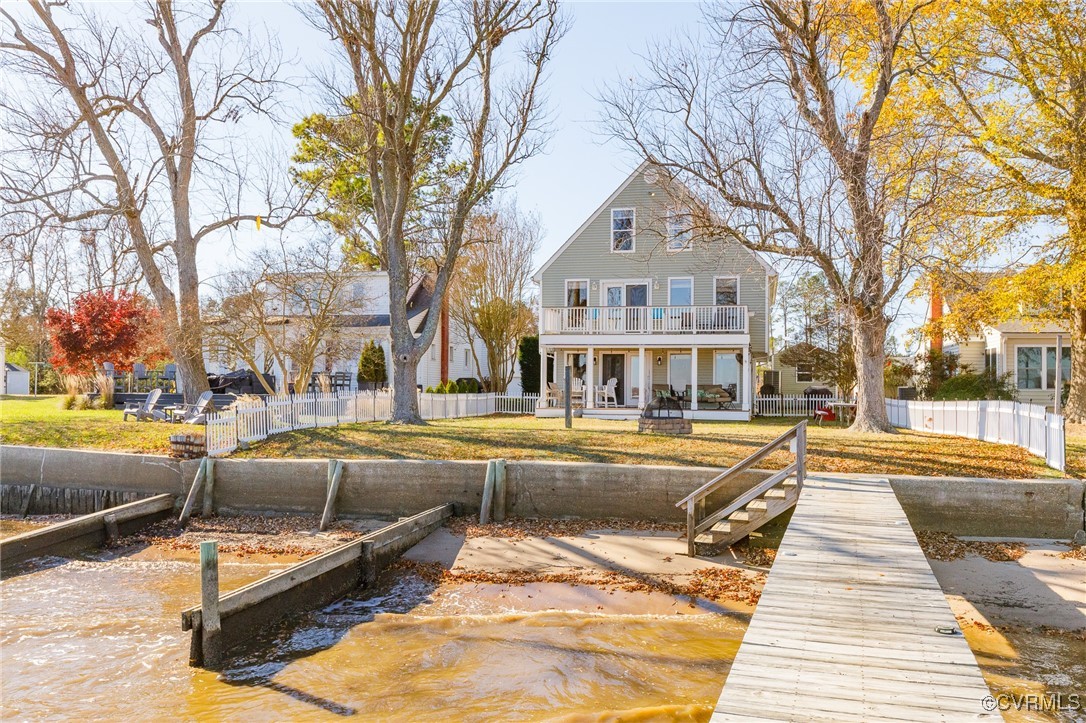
[541,305,749,335]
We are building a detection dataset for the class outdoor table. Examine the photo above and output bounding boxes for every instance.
[827,401,857,427]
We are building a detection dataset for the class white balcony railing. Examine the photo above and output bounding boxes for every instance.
[541,305,748,335]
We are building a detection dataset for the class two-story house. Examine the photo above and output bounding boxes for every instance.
[533,162,777,420]
[205,271,509,393]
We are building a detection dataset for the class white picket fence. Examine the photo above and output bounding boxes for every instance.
[885,399,1066,472]
[755,395,851,417]
[205,391,540,457]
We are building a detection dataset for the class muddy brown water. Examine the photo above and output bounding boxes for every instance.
[0,547,746,721]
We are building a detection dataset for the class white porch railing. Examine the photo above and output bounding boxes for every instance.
[541,305,748,335]
[205,391,539,457]
[885,399,1065,472]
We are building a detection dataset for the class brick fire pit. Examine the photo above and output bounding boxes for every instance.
[639,396,691,434]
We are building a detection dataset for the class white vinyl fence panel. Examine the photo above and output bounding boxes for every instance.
[755,395,851,417]
[204,390,537,457]
[885,399,1066,472]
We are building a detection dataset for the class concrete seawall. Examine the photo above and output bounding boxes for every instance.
[2,445,1082,538]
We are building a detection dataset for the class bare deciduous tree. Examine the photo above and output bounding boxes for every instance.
[307,0,564,422]
[602,0,949,432]
[449,204,540,392]
[1,1,310,402]
[205,237,371,396]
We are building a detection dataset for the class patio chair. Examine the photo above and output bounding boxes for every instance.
[546,382,564,407]
[123,388,163,422]
[596,377,618,408]
[167,390,214,425]
[160,364,177,392]
[570,378,585,406]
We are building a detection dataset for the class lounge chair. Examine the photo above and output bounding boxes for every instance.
[167,390,214,425]
[546,382,564,407]
[123,388,163,422]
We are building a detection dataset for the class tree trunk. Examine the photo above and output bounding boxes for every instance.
[1066,304,1086,424]
[849,307,894,433]
[391,352,422,423]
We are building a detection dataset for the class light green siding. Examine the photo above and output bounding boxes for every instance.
[539,168,772,354]
[772,362,834,396]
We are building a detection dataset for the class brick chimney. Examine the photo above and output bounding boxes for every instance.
[929,283,943,355]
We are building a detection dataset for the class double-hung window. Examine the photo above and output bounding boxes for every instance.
[666,211,691,252]
[714,277,739,306]
[796,363,815,383]
[566,280,588,307]
[1016,347,1043,389]
[1018,345,1071,390]
[1046,346,1071,389]
[611,209,635,252]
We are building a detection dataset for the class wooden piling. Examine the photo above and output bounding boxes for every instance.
[201,458,216,517]
[179,458,207,526]
[19,484,36,518]
[200,540,223,670]
[320,460,344,532]
[103,513,119,544]
[493,459,507,523]
[479,460,495,524]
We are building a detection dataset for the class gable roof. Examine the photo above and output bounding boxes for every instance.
[533,159,777,282]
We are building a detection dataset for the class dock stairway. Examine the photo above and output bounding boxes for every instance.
[676,421,807,556]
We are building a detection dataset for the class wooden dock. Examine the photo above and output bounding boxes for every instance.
[712,475,996,722]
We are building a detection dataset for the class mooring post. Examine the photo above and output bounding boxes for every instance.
[201,458,216,517]
[493,459,507,523]
[362,539,377,587]
[103,513,120,544]
[564,366,572,429]
[479,460,496,524]
[179,457,208,526]
[320,459,344,531]
[200,540,223,670]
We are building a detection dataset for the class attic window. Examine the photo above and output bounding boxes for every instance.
[666,211,691,251]
[611,209,635,253]
[796,363,814,383]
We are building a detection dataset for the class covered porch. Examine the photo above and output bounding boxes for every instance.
[536,343,754,420]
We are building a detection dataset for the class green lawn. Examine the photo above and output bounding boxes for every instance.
[3,394,1077,479]
[1,395,201,455]
[241,415,1074,479]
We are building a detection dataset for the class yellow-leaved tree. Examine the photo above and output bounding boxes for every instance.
[907,0,1085,421]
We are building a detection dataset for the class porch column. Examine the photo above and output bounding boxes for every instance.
[638,346,646,409]
[690,346,699,411]
[586,346,595,409]
[539,343,547,404]
[742,347,753,411]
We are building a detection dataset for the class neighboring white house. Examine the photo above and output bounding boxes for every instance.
[532,161,777,420]
[927,282,1071,411]
[0,345,31,395]
[204,271,520,393]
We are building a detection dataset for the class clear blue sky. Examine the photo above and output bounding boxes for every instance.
[228,1,936,348]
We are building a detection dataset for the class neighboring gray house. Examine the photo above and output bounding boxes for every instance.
[533,161,777,420]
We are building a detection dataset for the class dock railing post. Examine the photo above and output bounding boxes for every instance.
[796,420,807,490]
[200,540,223,670]
[493,459,507,523]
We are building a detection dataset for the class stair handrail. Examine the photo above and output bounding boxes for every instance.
[677,420,807,556]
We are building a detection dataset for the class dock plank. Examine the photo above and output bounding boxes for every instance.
[711,475,996,722]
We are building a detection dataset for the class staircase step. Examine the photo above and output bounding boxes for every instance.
[704,487,799,549]
[765,488,788,499]
[782,477,798,488]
